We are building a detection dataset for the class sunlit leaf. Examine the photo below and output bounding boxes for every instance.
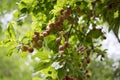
[34,61,52,72]
[5,21,16,39]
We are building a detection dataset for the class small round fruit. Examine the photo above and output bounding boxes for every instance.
[22,45,28,52]
[32,35,39,41]
[64,41,69,48]
[86,74,91,78]
[60,9,64,15]
[59,45,65,51]
[56,20,61,26]
[34,31,39,36]
[65,8,71,18]
[45,29,50,35]
[85,70,89,73]
[48,23,54,29]
[42,31,48,37]
[28,47,34,53]
[86,57,90,64]
[56,37,61,43]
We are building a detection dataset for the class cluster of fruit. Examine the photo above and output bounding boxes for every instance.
[21,31,43,53]
[22,45,34,53]
[22,30,48,53]
[47,7,71,31]
[21,8,72,53]
[49,8,71,53]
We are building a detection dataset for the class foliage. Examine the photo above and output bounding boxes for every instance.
[0,0,19,14]
[0,0,120,80]
[89,58,120,80]
[0,48,32,80]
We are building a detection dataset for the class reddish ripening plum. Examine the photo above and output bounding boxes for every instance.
[32,35,39,41]
[86,74,91,78]
[48,23,54,29]
[64,41,69,48]
[42,31,48,37]
[65,8,71,18]
[22,45,28,52]
[34,31,40,36]
[28,47,34,53]
[56,20,61,26]
[60,9,64,15]
[59,45,65,51]
[56,37,61,43]
[45,29,50,35]
[85,70,89,73]
[86,57,90,64]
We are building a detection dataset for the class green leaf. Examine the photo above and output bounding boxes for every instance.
[5,21,16,39]
[113,17,120,39]
[20,7,27,13]
[57,67,66,80]
[0,39,16,47]
[39,66,57,80]
[80,1,88,10]
[66,61,74,74]
[44,35,57,52]
[87,28,103,39]
[6,48,14,56]
[32,50,49,60]
[34,61,51,72]
[114,10,119,19]
[13,10,20,18]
